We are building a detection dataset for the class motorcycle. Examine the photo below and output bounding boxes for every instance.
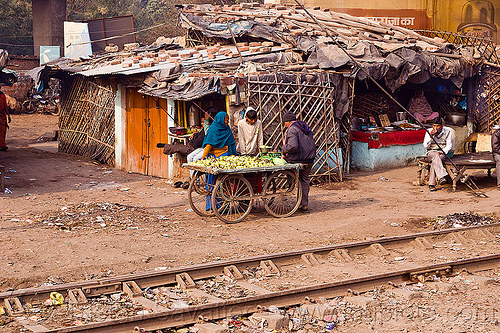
[22,91,60,115]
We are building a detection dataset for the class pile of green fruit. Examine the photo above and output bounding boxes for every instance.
[190,155,287,170]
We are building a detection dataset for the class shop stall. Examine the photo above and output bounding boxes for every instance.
[350,125,426,170]
[349,79,472,171]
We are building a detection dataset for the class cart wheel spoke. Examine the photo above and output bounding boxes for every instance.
[225,203,234,220]
[188,171,216,217]
[263,170,302,218]
[234,179,249,198]
[219,201,230,217]
[220,182,231,201]
[212,175,253,224]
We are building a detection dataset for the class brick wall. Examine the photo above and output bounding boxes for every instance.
[5,56,39,71]
[1,72,34,102]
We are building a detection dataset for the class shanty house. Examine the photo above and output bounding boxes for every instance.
[33,3,496,179]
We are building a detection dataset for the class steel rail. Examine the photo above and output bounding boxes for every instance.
[1,223,499,303]
[45,253,500,333]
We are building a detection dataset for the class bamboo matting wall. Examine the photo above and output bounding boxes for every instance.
[474,65,500,132]
[247,72,352,182]
[352,93,390,118]
[59,75,116,165]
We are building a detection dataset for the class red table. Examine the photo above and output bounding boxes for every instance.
[351,129,426,149]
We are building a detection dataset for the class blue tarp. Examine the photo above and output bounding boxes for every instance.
[205,21,253,36]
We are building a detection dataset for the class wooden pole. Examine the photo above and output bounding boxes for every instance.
[226,21,244,64]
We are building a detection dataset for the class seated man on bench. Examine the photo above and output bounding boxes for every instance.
[423,117,456,191]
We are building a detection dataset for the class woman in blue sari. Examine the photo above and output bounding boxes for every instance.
[201,112,236,210]
[201,111,236,159]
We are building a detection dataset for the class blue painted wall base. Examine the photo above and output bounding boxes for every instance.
[351,141,426,171]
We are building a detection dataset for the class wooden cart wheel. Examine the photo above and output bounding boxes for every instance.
[262,170,302,218]
[211,175,253,224]
[188,171,217,217]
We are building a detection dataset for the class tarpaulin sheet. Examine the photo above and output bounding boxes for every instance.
[179,11,284,43]
[206,21,253,36]
[139,76,219,101]
[304,40,481,91]
[351,129,426,149]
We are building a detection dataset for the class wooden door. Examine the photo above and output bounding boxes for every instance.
[125,89,148,174]
[146,96,169,178]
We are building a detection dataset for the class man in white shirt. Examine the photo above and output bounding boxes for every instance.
[423,117,456,191]
[237,107,263,156]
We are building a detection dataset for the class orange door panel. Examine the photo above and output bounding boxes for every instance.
[125,89,147,174]
[146,96,169,178]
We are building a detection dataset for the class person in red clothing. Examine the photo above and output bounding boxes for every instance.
[0,90,11,151]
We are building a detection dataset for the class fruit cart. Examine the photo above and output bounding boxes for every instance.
[183,162,303,224]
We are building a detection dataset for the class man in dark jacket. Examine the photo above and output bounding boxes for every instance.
[281,111,316,211]
[492,124,500,190]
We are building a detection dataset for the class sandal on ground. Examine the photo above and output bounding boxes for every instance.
[429,185,437,192]
[173,181,183,188]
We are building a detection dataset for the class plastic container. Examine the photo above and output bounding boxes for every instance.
[188,106,200,126]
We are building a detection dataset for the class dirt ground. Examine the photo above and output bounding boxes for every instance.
[1,115,500,327]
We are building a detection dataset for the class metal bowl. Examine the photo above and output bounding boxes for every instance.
[169,127,187,135]
[446,113,466,126]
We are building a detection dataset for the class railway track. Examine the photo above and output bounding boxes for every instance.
[2,223,500,332]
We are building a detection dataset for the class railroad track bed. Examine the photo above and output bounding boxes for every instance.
[2,223,500,332]
[11,294,143,329]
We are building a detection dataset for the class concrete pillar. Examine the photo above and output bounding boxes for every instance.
[167,99,176,178]
[115,84,127,169]
[32,0,66,57]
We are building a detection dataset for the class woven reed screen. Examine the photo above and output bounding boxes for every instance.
[352,93,390,118]
[474,66,500,132]
[247,72,352,182]
[59,75,116,165]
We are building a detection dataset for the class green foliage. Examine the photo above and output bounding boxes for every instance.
[67,0,136,21]
[66,0,210,44]
[0,0,33,55]
[133,0,202,44]
[1,0,239,55]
